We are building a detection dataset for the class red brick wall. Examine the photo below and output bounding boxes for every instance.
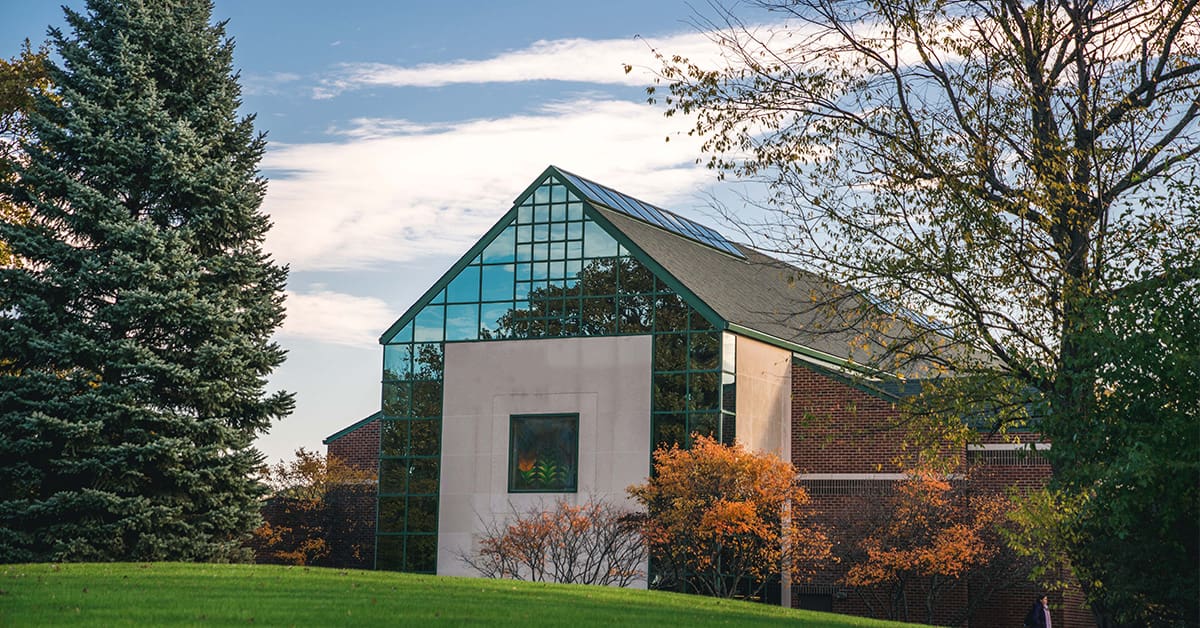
[328,419,381,474]
[790,364,959,473]
[789,360,1096,628]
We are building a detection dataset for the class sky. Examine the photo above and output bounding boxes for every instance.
[0,0,771,465]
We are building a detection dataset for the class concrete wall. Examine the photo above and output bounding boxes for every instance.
[437,335,653,580]
[733,334,792,459]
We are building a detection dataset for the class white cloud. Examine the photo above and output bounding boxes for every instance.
[313,31,726,97]
[278,289,396,348]
[261,98,714,272]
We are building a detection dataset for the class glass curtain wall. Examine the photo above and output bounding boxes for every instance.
[377,175,730,572]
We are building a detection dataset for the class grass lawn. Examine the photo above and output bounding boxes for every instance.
[0,562,927,627]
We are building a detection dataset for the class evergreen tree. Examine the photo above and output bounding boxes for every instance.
[0,0,293,562]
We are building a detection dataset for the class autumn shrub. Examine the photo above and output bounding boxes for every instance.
[251,448,375,566]
[833,465,1016,624]
[628,435,832,600]
[460,497,645,587]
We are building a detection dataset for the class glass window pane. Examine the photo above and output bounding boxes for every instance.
[381,418,406,454]
[516,244,532,262]
[583,220,619,258]
[534,184,550,204]
[567,202,583,221]
[623,258,655,294]
[414,306,444,342]
[723,332,737,372]
[550,202,566,221]
[689,332,720,370]
[565,259,582,279]
[509,414,579,493]
[408,458,439,495]
[579,297,615,335]
[533,243,549,261]
[551,184,567,204]
[584,258,618,295]
[405,535,437,572]
[412,343,444,380]
[655,293,689,332]
[654,373,687,411]
[380,458,409,494]
[409,419,440,456]
[412,380,442,416]
[549,241,565,260]
[382,381,411,417]
[383,344,413,380]
[482,226,516,263]
[517,204,532,223]
[617,294,652,334]
[534,205,549,222]
[376,535,404,570]
[533,224,549,242]
[688,412,720,442]
[389,321,413,344]
[377,497,407,532]
[407,496,439,533]
[445,304,479,341]
[653,413,685,451]
[566,240,582,259]
[655,333,687,372]
[447,266,480,303]
[689,371,720,411]
[481,302,514,338]
[722,372,737,413]
[481,265,515,301]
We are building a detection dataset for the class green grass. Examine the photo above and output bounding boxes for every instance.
[0,563,924,627]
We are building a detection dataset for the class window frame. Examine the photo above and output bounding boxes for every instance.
[507,413,580,494]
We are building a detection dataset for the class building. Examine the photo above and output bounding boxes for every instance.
[324,166,1088,625]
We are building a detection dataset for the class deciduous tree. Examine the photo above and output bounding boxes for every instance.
[628,435,831,599]
[648,1,1198,622]
[836,467,1011,624]
[0,0,292,563]
[253,449,375,566]
[0,42,51,268]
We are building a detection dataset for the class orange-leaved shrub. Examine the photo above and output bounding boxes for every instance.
[836,465,1014,624]
[628,435,832,599]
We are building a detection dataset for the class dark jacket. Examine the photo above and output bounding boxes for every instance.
[1024,601,1051,628]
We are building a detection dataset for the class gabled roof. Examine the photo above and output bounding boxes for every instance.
[592,204,873,367]
[323,411,382,445]
[376,166,955,377]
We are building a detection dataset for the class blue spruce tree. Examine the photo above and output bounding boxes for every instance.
[0,0,293,562]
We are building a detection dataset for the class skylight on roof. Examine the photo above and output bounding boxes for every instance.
[554,168,746,259]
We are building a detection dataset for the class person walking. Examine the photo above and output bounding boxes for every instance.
[1024,593,1052,628]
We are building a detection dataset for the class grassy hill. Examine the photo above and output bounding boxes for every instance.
[0,563,930,627]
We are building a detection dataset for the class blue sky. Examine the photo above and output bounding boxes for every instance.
[2,1,757,464]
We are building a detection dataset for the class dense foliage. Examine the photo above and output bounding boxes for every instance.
[628,436,831,599]
[0,0,292,562]
[252,449,375,566]
[835,467,1017,625]
[649,1,1198,623]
